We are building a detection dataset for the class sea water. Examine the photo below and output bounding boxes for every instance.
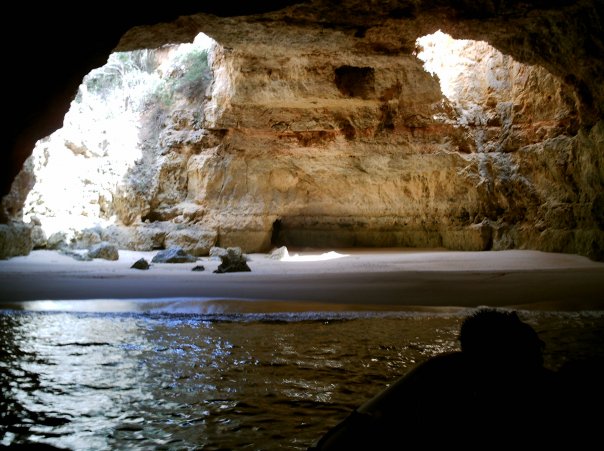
[1,306,603,450]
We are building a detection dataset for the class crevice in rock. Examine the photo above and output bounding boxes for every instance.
[271,219,283,247]
[334,66,375,99]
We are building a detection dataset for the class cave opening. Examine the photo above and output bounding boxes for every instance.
[6,33,217,252]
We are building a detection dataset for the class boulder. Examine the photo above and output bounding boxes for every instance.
[151,246,197,263]
[131,258,150,270]
[209,246,228,260]
[59,249,93,261]
[72,227,102,249]
[164,228,218,256]
[214,247,251,273]
[47,231,68,250]
[0,222,32,259]
[88,241,119,260]
[269,246,289,260]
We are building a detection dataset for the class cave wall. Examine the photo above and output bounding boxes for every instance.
[1,1,603,259]
[113,6,604,257]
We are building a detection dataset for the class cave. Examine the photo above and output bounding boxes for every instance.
[0,3,603,448]
[0,1,603,261]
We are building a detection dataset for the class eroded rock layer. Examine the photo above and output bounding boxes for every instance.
[1,1,603,259]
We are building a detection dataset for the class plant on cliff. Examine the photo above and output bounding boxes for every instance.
[174,48,211,99]
[83,50,159,104]
[148,48,211,108]
[13,33,216,248]
[141,45,212,149]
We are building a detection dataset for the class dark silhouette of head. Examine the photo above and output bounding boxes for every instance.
[459,308,545,370]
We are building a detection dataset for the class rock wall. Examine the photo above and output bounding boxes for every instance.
[1,3,603,260]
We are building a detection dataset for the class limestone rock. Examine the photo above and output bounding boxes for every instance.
[0,222,32,259]
[72,227,102,249]
[60,249,93,262]
[30,226,47,249]
[30,217,47,249]
[47,232,68,250]
[269,246,289,260]
[209,246,227,260]
[214,247,251,273]
[152,246,197,263]
[101,225,167,252]
[164,228,217,256]
[88,242,119,261]
[0,157,34,223]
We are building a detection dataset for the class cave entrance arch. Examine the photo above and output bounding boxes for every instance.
[5,32,218,252]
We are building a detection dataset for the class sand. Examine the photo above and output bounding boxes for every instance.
[0,248,603,313]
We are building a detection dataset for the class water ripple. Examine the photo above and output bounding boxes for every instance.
[1,309,603,449]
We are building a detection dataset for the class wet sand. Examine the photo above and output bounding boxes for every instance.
[0,248,603,312]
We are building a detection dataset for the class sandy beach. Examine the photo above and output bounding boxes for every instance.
[1,248,603,313]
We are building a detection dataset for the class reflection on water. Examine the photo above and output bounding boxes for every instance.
[1,309,603,450]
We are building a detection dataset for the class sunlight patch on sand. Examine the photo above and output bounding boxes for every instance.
[281,250,349,262]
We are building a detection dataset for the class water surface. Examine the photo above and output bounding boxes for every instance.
[1,308,603,450]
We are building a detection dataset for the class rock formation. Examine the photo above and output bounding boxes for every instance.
[213,247,251,273]
[1,1,602,260]
[152,246,198,264]
[131,258,150,270]
[88,242,119,261]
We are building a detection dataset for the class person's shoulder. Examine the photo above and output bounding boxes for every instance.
[357,352,468,414]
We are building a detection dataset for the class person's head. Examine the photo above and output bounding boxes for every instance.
[459,309,544,369]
